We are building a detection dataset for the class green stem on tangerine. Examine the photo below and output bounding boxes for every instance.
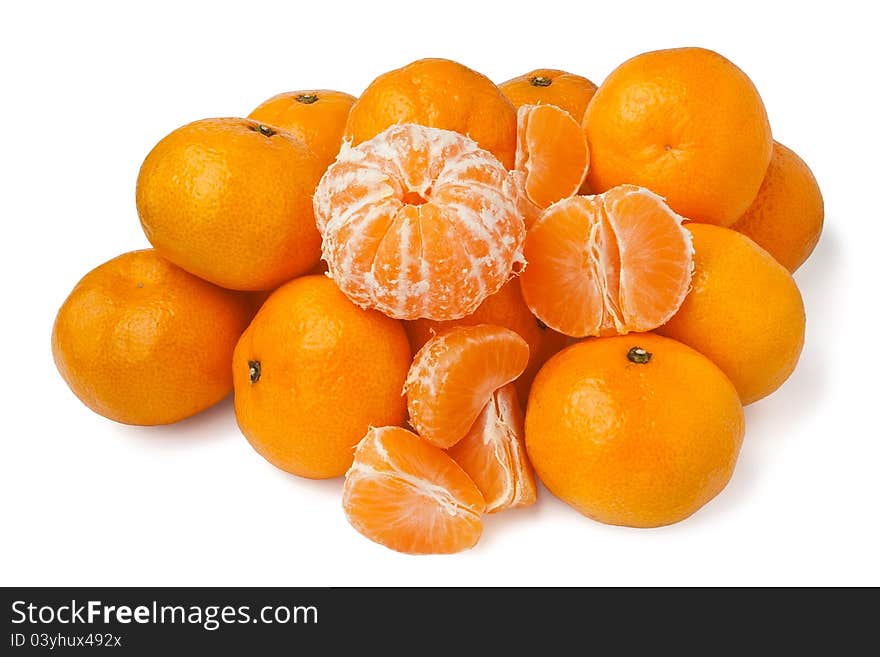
[295,93,319,104]
[529,76,553,87]
[627,347,652,364]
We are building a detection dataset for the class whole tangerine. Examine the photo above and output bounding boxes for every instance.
[584,47,772,226]
[731,141,824,272]
[52,249,252,425]
[525,333,744,528]
[499,68,598,122]
[233,275,411,479]
[656,224,806,404]
[344,58,517,169]
[248,89,356,174]
[136,117,322,291]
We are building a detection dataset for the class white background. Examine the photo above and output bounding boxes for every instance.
[2,0,878,587]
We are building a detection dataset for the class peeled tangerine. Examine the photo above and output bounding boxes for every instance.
[313,124,525,321]
[520,185,694,338]
[343,426,486,555]
[405,325,536,513]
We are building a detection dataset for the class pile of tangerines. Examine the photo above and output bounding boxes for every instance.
[53,48,822,554]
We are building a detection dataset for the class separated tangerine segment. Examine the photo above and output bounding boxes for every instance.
[514,104,590,225]
[342,426,486,555]
[403,279,568,406]
[520,185,694,338]
[405,325,530,449]
[313,124,525,321]
[447,383,537,513]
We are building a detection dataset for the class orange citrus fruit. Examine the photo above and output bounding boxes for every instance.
[514,103,589,224]
[526,333,745,528]
[314,123,525,321]
[404,279,567,404]
[344,58,517,168]
[405,325,529,449]
[248,89,356,173]
[343,426,486,554]
[447,383,537,513]
[499,68,598,123]
[232,275,411,478]
[656,224,805,404]
[137,118,321,291]
[520,185,694,338]
[730,141,824,272]
[584,47,772,226]
[52,249,252,425]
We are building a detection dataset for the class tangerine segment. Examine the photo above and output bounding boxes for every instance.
[404,279,568,405]
[343,426,486,555]
[520,185,693,338]
[515,104,589,211]
[314,124,526,321]
[447,384,537,513]
[405,325,530,449]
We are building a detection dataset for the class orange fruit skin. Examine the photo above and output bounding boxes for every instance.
[343,426,486,555]
[344,58,517,169]
[730,141,824,272]
[233,276,411,479]
[526,333,744,528]
[52,249,252,425]
[404,280,567,404]
[136,118,322,291]
[656,224,805,404]
[499,68,598,123]
[248,89,356,173]
[584,47,772,226]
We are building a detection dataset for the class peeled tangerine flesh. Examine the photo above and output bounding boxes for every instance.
[405,324,530,449]
[312,123,526,321]
[447,383,537,513]
[342,426,486,555]
[520,185,695,338]
[514,103,590,227]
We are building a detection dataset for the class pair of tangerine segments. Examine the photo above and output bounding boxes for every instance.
[343,325,535,555]
[521,185,695,338]
[313,104,589,322]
